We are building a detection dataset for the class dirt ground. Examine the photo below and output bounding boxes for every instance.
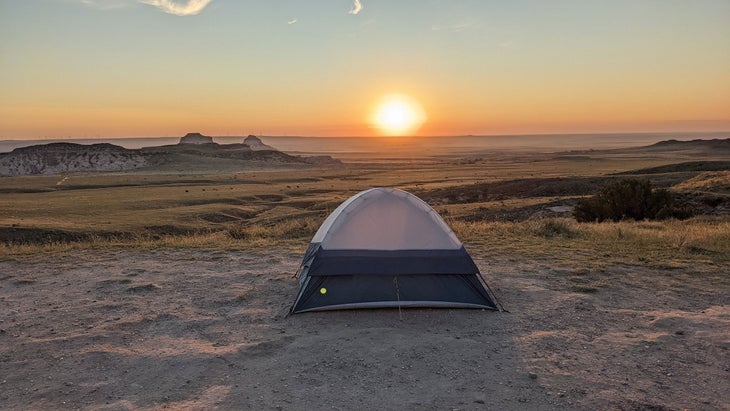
[1,247,728,410]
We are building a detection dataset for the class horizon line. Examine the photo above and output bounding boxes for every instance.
[2,130,729,142]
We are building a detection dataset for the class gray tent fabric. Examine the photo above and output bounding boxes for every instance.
[290,188,497,313]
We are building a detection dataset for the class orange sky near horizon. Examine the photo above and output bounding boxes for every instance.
[4,86,726,138]
[1,1,729,139]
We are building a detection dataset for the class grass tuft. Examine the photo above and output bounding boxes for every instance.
[227,217,319,242]
[236,287,256,301]
[531,218,577,238]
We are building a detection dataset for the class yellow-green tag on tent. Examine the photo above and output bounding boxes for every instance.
[320,287,327,295]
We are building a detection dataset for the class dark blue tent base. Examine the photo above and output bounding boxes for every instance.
[291,274,497,313]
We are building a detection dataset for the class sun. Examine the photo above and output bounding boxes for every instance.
[372,94,426,136]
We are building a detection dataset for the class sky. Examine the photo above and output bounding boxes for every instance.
[1,0,729,139]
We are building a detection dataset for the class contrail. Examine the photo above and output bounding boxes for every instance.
[139,0,213,16]
[349,0,363,15]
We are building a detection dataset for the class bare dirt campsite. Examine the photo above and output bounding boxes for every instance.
[1,136,729,410]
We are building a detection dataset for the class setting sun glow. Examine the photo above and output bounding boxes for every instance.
[0,2,728,138]
[372,94,427,136]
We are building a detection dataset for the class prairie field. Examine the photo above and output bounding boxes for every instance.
[1,141,729,410]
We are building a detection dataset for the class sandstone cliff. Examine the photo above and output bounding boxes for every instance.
[0,143,148,175]
[0,139,342,176]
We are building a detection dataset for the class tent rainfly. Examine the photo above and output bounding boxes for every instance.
[290,187,498,313]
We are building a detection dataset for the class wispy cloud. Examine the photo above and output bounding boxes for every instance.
[138,0,213,16]
[348,0,363,15]
[76,0,130,10]
[287,18,298,25]
[431,20,476,32]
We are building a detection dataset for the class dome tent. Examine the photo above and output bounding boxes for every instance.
[290,188,498,313]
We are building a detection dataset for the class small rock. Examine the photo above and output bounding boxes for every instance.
[528,373,538,380]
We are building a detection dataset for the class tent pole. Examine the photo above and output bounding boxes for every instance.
[478,271,508,313]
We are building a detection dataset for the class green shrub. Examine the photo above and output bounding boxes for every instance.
[574,179,693,222]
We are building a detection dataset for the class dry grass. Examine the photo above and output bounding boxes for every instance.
[227,216,319,242]
[3,215,728,275]
[674,171,730,192]
[451,216,730,270]
[0,222,312,260]
[2,150,729,270]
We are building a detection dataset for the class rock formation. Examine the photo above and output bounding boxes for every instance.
[0,143,148,175]
[243,135,274,151]
[0,133,342,176]
[179,132,214,145]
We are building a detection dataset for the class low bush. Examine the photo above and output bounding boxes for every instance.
[574,179,693,222]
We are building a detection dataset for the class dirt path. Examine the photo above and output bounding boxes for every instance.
[1,248,727,410]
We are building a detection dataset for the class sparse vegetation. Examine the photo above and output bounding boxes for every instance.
[614,160,730,175]
[450,217,730,269]
[0,148,728,272]
[3,216,727,270]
